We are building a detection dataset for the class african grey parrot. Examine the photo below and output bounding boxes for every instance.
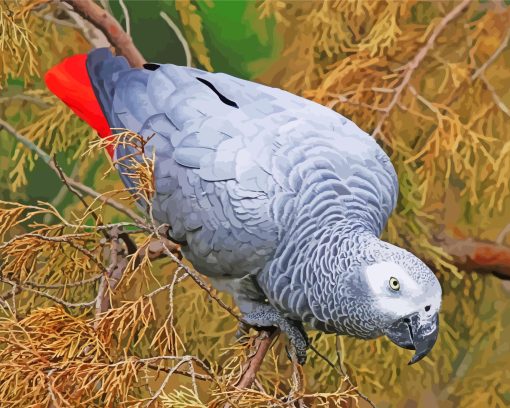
[45,48,442,364]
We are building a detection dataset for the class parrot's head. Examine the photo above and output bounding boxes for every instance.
[359,241,442,364]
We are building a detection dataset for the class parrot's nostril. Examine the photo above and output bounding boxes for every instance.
[425,305,431,312]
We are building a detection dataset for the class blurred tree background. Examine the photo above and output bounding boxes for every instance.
[1,0,510,407]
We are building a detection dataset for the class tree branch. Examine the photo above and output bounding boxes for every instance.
[472,28,510,80]
[0,117,146,226]
[145,357,192,407]
[235,328,279,390]
[438,235,510,279]
[0,277,96,309]
[63,0,145,67]
[159,243,241,322]
[372,0,471,141]
[95,226,127,321]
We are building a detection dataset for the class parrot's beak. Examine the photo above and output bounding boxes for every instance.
[384,311,439,365]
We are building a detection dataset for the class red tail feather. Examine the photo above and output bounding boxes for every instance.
[45,54,113,157]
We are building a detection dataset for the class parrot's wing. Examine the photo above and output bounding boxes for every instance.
[164,67,398,235]
[92,58,287,277]
[86,49,398,277]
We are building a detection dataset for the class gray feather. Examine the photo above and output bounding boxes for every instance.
[85,48,441,342]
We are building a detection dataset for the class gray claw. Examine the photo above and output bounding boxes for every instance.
[242,305,308,364]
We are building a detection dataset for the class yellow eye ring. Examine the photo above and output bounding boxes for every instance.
[389,277,400,291]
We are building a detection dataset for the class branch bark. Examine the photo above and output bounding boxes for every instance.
[95,226,127,320]
[235,328,279,390]
[438,235,510,279]
[63,0,145,67]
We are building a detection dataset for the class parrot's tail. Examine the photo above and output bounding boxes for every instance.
[44,53,113,156]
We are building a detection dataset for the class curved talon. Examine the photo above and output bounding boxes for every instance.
[242,305,308,364]
[285,344,307,365]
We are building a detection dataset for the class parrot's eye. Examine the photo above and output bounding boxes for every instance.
[389,277,400,291]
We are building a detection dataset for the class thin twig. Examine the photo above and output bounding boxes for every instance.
[0,277,96,308]
[61,177,146,226]
[335,336,376,408]
[472,28,510,80]
[118,0,130,36]
[54,157,139,254]
[479,74,510,118]
[0,118,146,225]
[309,342,340,375]
[145,357,192,407]
[0,94,51,108]
[22,274,102,289]
[1,232,108,274]
[145,363,210,382]
[160,11,192,67]
[497,223,510,245]
[372,0,471,142]
[43,161,80,224]
[160,243,241,321]
[53,157,94,217]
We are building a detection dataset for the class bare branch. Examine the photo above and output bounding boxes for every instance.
[0,277,96,308]
[145,356,192,407]
[0,94,51,108]
[160,11,192,67]
[0,117,146,225]
[118,0,130,36]
[62,0,145,67]
[56,2,110,47]
[372,0,471,141]
[95,227,127,321]
[472,28,510,80]
[235,329,279,390]
[479,74,510,118]
[437,235,510,279]
[0,117,52,163]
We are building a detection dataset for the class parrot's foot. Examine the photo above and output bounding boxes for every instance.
[242,305,309,364]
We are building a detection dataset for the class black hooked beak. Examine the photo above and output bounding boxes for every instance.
[384,311,439,365]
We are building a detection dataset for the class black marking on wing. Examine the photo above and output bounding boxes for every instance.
[143,63,160,71]
[196,77,239,108]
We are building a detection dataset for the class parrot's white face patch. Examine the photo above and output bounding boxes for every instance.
[364,261,425,318]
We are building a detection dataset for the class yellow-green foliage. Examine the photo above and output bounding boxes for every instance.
[0,1,509,407]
